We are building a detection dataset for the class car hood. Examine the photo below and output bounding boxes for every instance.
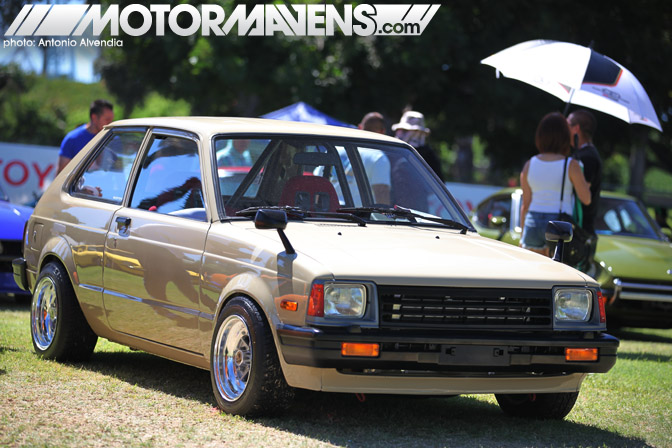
[596,234,672,281]
[0,200,33,240]
[237,221,593,288]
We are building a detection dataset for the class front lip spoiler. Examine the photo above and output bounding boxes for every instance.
[12,258,29,291]
[276,324,619,373]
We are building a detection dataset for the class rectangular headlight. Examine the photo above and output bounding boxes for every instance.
[324,284,366,318]
[554,288,592,322]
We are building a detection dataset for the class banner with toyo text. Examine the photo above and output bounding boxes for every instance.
[0,142,58,206]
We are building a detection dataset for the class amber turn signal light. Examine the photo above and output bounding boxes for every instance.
[341,343,380,357]
[280,300,298,311]
[565,348,598,362]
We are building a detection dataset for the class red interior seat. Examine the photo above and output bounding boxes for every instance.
[279,176,338,212]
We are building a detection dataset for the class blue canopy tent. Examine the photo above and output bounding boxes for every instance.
[261,102,355,128]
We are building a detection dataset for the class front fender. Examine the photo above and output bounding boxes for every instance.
[216,271,276,324]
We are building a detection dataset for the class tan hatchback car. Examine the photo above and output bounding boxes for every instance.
[13,117,618,419]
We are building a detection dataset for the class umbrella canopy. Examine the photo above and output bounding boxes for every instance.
[481,40,662,132]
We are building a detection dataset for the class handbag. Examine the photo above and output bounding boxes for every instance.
[555,158,592,270]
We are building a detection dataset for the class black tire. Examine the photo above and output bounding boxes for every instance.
[210,296,294,416]
[495,391,579,420]
[31,262,98,361]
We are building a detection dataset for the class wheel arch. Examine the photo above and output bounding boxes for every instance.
[37,236,77,288]
[215,272,276,325]
[207,272,280,363]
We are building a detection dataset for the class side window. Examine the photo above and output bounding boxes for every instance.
[130,135,205,221]
[71,131,145,204]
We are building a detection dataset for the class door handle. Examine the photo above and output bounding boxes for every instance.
[115,216,131,228]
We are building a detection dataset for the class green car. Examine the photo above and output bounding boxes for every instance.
[471,189,672,328]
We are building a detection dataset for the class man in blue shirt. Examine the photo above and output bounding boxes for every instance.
[58,99,114,173]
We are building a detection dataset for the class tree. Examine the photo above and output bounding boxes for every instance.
[97,0,672,190]
[0,64,64,145]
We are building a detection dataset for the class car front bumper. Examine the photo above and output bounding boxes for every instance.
[276,324,619,374]
[602,279,672,328]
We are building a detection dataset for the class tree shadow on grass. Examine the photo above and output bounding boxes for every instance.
[73,350,213,405]
[0,294,31,311]
[256,391,652,448]
[72,349,650,448]
[610,327,672,344]
[617,351,672,363]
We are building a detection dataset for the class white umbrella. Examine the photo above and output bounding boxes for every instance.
[481,39,662,132]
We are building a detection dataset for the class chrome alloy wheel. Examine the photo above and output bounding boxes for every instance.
[32,276,58,351]
[213,315,253,402]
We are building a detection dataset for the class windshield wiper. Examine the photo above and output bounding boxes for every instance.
[236,206,366,227]
[338,205,470,234]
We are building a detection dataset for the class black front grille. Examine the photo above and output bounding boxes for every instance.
[378,286,553,330]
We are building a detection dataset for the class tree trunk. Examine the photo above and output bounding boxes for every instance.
[627,128,647,200]
[455,136,473,183]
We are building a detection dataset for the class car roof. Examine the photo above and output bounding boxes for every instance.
[107,116,403,144]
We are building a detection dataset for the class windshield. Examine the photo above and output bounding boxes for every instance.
[595,197,665,240]
[0,183,8,202]
[215,136,470,227]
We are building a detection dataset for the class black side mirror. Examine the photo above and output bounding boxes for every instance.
[545,220,573,263]
[254,209,288,230]
[254,209,295,255]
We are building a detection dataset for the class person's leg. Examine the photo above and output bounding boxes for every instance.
[521,211,553,257]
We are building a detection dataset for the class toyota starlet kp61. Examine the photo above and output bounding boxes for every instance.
[13,117,618,419]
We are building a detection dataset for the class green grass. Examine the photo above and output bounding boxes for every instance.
[2,296,671,448]
[24,76,114,132]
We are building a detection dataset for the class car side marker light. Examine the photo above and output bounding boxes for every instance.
[280,300,298,311]
[565,348,598,362]
[341,343,380,357]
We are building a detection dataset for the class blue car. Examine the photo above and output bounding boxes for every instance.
[0,184,33,299]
